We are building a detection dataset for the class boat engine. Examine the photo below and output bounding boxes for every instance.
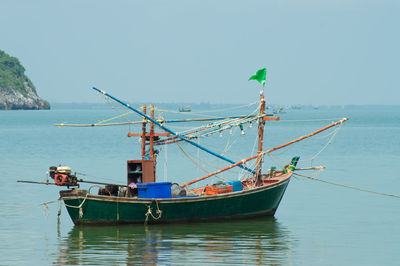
[49,166,78,187]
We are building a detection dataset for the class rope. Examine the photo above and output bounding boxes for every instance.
[309,125,342,165]
[144,199,162,224]
[95,111,134,125]
[0,199,60,216]
[164,143,168,182]
[293,172,400,199]
[104,97,135,124]
[61,185,101,218]
[153,106,261,147]
[75,171,121,183]
[176,142,230,182]
[265,122,343,168]
[170,104,260,136]
[195,113,263,139]
[279,118,344,123]
[157,101,258,115]
[238,129,259,180]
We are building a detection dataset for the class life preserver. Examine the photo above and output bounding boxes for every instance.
[54,173,68,186]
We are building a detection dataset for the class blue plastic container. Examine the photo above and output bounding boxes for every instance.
[137,182,172,199]
[226,181,243,192]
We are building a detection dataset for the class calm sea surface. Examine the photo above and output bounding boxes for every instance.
[1,104,399,265]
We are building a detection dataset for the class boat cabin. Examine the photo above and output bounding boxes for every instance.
[127,159,156,196]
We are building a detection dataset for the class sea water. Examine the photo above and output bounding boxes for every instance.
[0,104,399,265]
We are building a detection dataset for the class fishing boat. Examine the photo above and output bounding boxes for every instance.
[19,68,348,225]
[178,105,192,112]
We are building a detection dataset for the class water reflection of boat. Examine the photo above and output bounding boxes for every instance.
[54,217,295,265]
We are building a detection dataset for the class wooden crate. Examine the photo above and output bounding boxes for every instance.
[205,185,233,195]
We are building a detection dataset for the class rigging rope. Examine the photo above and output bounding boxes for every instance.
[153,107,261,146]
[95,111,135,125]
[104,96,135,124]
[164,143,168,182]
[238,125,259,180]
[265,122,344,167]
[309,125,342,165]
[279,118,344,123]
[75,172,121,183]
[157,101,259,115]
[176,142,228,182]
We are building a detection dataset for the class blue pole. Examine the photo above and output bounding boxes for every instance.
[92,87,255,174]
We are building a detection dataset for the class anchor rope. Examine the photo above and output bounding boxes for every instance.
[0,199,60,216]
[293,172,400,199]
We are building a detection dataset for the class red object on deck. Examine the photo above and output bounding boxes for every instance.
[205,185,233,195]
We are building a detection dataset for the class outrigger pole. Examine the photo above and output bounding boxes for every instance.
[17,179,127,187]
[54,115,267,127]
[92,87,255,174]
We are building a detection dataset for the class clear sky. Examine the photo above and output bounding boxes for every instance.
[1,0,398,105]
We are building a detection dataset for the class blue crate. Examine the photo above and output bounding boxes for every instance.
[226,181,243,192]
[137,182,172,199]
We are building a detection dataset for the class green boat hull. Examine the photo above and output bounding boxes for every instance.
[61,177,291,225]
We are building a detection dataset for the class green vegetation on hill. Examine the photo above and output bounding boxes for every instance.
[0,49,36,95]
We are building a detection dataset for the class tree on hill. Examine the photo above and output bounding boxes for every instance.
[0,49,49,110]
[0,49,37,96]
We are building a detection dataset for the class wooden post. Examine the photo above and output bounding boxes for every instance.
[255,89,266,185]
[149,105,155,159]
[141,105,147,158]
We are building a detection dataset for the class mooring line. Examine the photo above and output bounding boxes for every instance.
[294,172,400,199]
[0,198,60,216]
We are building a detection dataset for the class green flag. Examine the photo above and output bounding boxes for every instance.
[248,68,267,85]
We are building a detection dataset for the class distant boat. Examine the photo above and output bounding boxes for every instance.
[179,105,192,112]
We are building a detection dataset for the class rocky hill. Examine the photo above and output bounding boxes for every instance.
[0,50,50,110]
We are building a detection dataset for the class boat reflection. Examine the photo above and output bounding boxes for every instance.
[54,217,296,265]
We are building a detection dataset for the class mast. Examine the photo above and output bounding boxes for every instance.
[255,86,266,185]
[149,105,155,159]
[141,105,147,158]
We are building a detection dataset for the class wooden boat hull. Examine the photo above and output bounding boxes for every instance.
[61,174,291,225]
